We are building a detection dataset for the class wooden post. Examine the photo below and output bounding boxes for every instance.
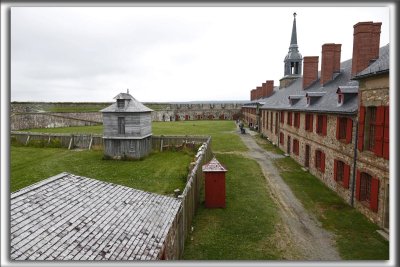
[68,135,73,150]
[88,135,93,150]
[160,137,164,152]
[48,135,51,144]
[25,135,30,145]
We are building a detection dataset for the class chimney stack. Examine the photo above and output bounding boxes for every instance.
[303,56,319,89]
[250,89,256,101]
[266,80,274,97]
[256,86,262,99]
[321,43,341,85]
[352,21,382,76]
[261,82,267,98]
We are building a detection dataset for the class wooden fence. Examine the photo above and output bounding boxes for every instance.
[10,131,213,259]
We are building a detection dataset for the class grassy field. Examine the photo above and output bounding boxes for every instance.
[183,153,281,259]
[256,135,389,260]
[11,147,192,195]
[21,120,247,152]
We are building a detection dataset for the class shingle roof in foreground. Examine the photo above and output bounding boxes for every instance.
[10,172,181,261]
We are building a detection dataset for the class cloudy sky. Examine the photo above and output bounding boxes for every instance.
[10,5,390,103]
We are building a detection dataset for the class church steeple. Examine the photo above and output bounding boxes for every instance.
[283,12,303,77]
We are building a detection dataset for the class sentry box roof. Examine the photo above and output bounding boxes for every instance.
[10,172,181,260]
[202,157,228,172]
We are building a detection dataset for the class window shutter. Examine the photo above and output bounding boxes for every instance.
[321,152,325,173]
[356,170,361,200]
[370,177,379,212]
[310,114,314,132]
[346,118,353,144]
[343,164,350,189]
[336,117,340,140]
[358,107,366,151]
[383,106,389,160]
[315,150,318,168]
[333,159,338,181]
[322,115,327,136]
[374,106,385,157]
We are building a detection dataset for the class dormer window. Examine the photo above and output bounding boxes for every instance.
[306,97,310,106]
[117,99,125,108]
[338,93,344,106]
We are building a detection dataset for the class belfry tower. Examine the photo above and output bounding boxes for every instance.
[280,12,303,88]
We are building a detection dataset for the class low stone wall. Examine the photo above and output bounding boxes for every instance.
[11,113,101,131]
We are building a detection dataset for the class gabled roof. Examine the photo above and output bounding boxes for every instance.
[354,43,389,79]
[10,172,181,260]
[101,93,153,113]
[337,86,358,94]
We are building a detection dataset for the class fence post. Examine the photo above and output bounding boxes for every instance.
[68,135,73,150]
[25,135,30,145]
[88,135,93,150]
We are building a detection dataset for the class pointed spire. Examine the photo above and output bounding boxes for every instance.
[290,12,298,47]
[282,12,303,78]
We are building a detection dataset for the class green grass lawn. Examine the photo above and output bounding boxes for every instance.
[183,153,282,260]
[21,120,247,152]
[11,146,192,195]
[274,155,389,260]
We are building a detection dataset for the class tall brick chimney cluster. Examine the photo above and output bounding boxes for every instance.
[352,21,382,76]
[250,80,274,101]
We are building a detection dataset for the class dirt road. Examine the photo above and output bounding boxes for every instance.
[238,129,341,260]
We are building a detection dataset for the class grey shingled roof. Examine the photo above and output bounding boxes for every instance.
[10,172,181,260]
[245,44,389,114]
[101,93,153,113]
[354,43,389,78]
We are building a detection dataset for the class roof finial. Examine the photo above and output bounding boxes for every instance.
[127,88,129,94]
[293,12,297,18]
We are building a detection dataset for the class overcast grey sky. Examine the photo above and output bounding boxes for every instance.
[10,5,390,102]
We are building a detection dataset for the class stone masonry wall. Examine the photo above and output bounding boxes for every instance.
[356,74,389,228]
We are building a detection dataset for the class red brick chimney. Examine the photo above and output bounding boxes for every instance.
[266,80,274,97]
[303,56,319,89]
[261,82,267,98]
[256,86,262,99]
[250,89,256,101]
[321,43,341,85]
[352,21,382,76]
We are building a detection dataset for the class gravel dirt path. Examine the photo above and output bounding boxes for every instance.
[237,128,341,260]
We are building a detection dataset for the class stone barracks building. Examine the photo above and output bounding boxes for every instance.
[242,14,389,232]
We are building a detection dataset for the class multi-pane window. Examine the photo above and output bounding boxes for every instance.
[334,159,350,188]
[294,112,300,128]
[280,132,284,145]
[338,94,343,105]
[316,115,327,135]
[315,150,325,172]
[287,112,292,126]
[293,139,299,155]
[118,117,125,134]
[367,107,377,151]
[280,111,285,124]
[360,172,372,202]
[336,117,352,143]
[266,111,269,130]
[336,161,344,182]
[275,113,278,134]
[356,170,379,212]
[270,112,273,131]
[305,114,313,132]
